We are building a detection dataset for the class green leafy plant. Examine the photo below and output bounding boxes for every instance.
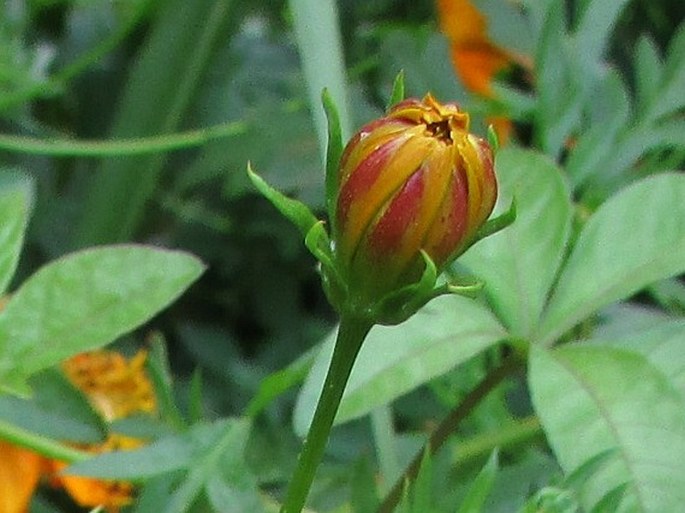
[0,1,683,513]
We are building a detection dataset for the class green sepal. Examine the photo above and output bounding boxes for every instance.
[473,197,517,244]
[441,279,484,298]
[387,70,406,111]
[246,162,319,238]
[322,89,344,225]
[487,124,500,153]
[305,222,345,291]
[368,251,439,325]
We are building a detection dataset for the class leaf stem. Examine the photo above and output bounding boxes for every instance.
[0,419,90,463]
[377,355,522,513]
[280,316,372,513]
[0,121,246,157]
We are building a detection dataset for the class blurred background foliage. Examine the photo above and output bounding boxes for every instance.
[0,0,684,511]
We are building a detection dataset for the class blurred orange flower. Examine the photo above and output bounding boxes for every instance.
[436,0,512,96]
[0,349,156,513]
[436,0,530,143]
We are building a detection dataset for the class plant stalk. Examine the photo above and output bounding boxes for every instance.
[377,355,522,513]
[280,316,372,513]
[0,419,90,463]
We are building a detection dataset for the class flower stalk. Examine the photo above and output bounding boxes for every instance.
[280,316,372,513]
[248,74,514,513]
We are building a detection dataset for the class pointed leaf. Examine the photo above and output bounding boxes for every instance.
[294,294,506,434]
[538,174,685,344]
[590,318,685,402]
[247,163,319,238]
[0,369,106,443]
[65,419,233,480]
[0,169,33,295]
[387,70,405,110]
[457,449,498,513]
[529,345,685,513]
[0,245,204,389]
[634,36,662,115]
[460,148,572,339]
[322,89,344,223]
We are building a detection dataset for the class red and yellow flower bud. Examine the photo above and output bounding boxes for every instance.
[332,94,497,304]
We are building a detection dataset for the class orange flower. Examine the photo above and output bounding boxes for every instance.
[0,349,156,513]
[436,0,532,143]
[0,441,46,513]
[436,0,512,97]
[333,94,497,306]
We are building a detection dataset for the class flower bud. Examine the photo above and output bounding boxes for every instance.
[332,94,497,305]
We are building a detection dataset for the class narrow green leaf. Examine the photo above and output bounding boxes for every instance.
[322,88,343,223]
[457,449,499,513]
[538,174,685,344]
[411,448,433,513]
[247,163,319,238]
[0,245,204,388]
[245,345,317,418]
[147,335,187,431]
[645,23,685,122]
[634,36,663,115]
[188,368,204,424]
[65,419,232,480]
[166,419,254,513]
[572,0,631,78]
[75,0,236,246]
[0,369,106,443]
[460,148,572,339]
[204,419,263,513]
[0,169,33,294]
[294,295,506,435]
[289,0,352,160]
[350,456,380,513]
[529,345,685,512]
[564,449,618,492]
[565,69,631,188]
[387,70,405,110]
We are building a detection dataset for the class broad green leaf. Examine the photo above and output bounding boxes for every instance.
[294,295,506,435]
[537,174,685,344]
[529,345,685,513]
[0,245,204,390]
[457,449,498,513]
[65,419,234,479]
[0,369,105,443]
[460,148,572,339]
[591,318,685,401]
[0,169,33,295]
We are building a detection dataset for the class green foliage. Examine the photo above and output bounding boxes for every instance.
[295,295,506,434]
[0,244,204,394]
[529,344,685,512]
[0,169,32,294]
[0,1,683,512]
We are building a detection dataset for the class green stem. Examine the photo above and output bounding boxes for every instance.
[0,121,246,157]
[0,419,90,463]
[281,316,373,513]
[377,356,522,513]
[371,405,400,494]
[453,415,542,468]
